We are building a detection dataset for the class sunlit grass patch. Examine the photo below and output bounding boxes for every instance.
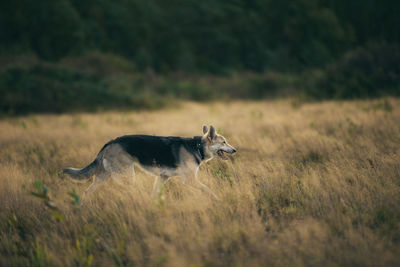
[0,99,399,266]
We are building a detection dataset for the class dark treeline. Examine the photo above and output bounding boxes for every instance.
[1,0,399,72]
[0,0,399,115]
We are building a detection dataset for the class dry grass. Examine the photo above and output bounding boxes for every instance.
[1,99,400,266]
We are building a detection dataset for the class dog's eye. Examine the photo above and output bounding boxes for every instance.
[223,141,226,144]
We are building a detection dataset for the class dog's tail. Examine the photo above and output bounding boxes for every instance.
[63,159,100,179]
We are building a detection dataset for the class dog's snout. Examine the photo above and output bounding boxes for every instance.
[232,148,237,153]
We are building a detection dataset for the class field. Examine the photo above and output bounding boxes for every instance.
[1,99,400,266]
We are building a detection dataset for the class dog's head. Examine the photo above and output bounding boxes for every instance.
[202,125,237,160]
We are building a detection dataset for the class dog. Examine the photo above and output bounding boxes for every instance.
[63,125,236,199]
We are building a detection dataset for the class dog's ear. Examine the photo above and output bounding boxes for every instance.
[209,125,216,140]
[202,125,208,135]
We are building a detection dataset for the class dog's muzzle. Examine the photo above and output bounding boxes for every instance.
[217,147,237,160]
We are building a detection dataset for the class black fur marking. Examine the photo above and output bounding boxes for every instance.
[104,135,205,168]
[195,137,206,164]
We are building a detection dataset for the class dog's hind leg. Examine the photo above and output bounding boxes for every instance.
[81,173,109,203]
[105,161,124,186]
[85,174,107,194]
[102,152,133,186]
[99,144,134,185]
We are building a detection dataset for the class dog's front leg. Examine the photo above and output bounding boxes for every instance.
[152,175,169,198]
[183,172,219,200]
[194,180,219,200]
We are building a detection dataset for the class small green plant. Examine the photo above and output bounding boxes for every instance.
[71,116,88,129]
[30,180,63,222]
[301,151,323,165]
[373,98,393,113]
[346,117,361,135]
[213,168,232,186]
[69,188,81,206]
[155,256,167,266]
[73,239,94,267]
[291,96,305,109]
[20,120,27,129]
[29,238,50,267]
[155,184,166,210]
[250,110,263,120]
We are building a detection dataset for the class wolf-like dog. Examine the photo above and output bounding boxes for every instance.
[63,125,236,199]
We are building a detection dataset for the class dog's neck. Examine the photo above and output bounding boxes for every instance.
[193,136,211,164]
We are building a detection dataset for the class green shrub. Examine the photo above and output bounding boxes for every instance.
[303,43,400,99]
[0,63,166,115]
[157,79,216,101]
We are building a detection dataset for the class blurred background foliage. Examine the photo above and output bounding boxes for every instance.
[0,0,399,114]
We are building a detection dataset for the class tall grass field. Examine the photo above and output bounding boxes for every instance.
[1,99,399,266]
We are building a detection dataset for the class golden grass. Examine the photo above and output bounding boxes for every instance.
[1,99,400,266]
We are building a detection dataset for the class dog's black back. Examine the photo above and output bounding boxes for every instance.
[103,135,204,168]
